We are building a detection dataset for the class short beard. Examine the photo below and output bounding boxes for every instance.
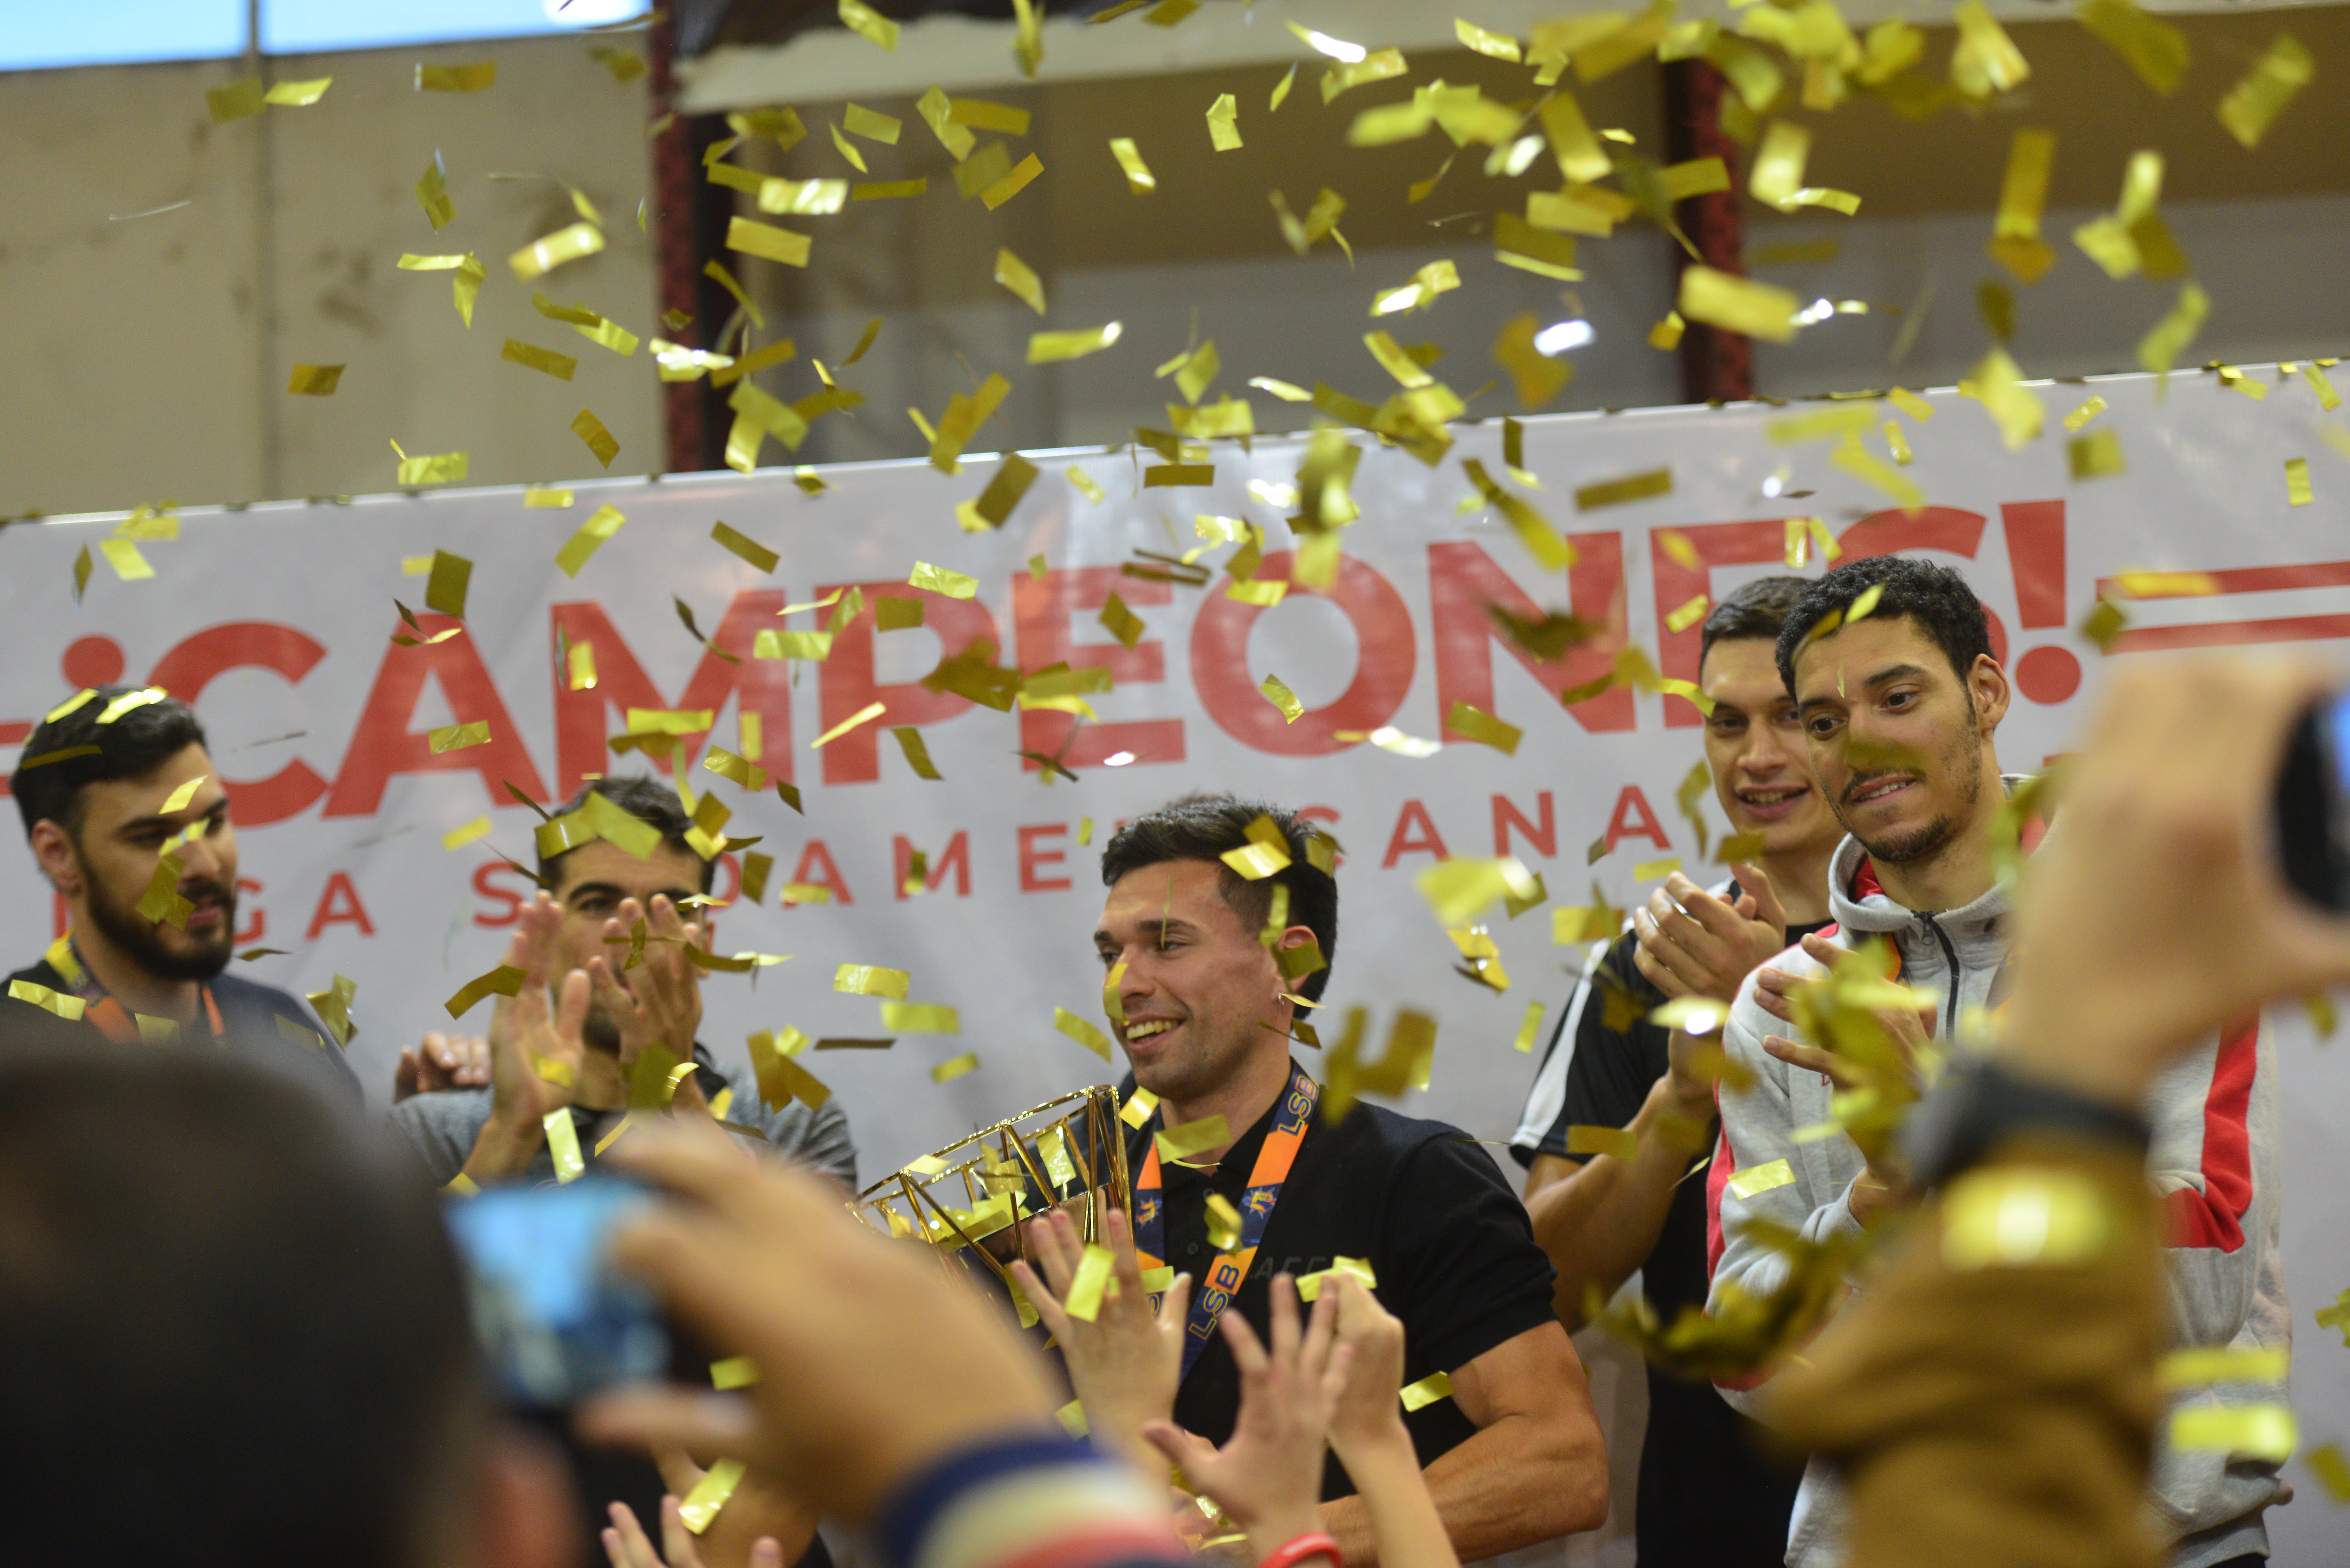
[1838,706,1986,870]
[80,857,234,983]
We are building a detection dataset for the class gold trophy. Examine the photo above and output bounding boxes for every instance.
[850,1085,1132,1296]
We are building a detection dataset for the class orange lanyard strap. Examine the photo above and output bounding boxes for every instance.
[1132,1061,1319,1382]
[45,934,221,1044]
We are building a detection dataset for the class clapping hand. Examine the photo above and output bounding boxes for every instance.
[1010,1208,1191,1480]
[1140,1278,1349,1560]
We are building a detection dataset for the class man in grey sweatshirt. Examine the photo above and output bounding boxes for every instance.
[1704,557,2286,1568]
[390,775,854,1193]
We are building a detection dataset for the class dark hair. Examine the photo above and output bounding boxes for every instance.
[13,685,208,840]
[1776,556,1993,694]
[0,1039,478,1567]
[1698,575,1812,671]
[539,773,716,894]
[1100,794,1340,1002]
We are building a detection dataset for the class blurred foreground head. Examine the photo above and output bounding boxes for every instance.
[0,1023,571,1568]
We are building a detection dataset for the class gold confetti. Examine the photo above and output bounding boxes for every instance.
[909,562,979,598]
[417,61,496,92]
[812,702,887,749]
[843,102,902,143]
[2170,1405,2298,1462]
[1493,212,1582,281]
[591,47,646,83]
[2156,1346,2289,1389]
[711,522,778,572]
[397,253,484,327]
[2218,34,2313,149]
[883,1002,960,1034]
[414,156,456,230]
[1206,93,1242,150]
[833,963,911,1000]
[888,726,944,780]
[1399,1370,1454,1411]
[2138,281,2209,376]
[931,1052,980,1084]
[2078,0,2189,95]
[703,258,766,330]
[444,963,526,1018]
[1950,1,2029,98]
[957,453,1040,532]
[501,339,578,381]
[390,441,468,487]
[995,248,1046,315]
[838,0,900,51]
[428,722,491,754]
[2064,395,2108,432]
[1456,18,1521,60]
[1961,346,2044,449]
[1679,267,1800,343]
[8,980,85,1022]
[510,222,604,282]
[1494,313,1572,409]
[1988,128,2057,283]
[1054,1007,1114,1061]
[878,597,925,631]
[205,78,266,123]
[564,407,617,468]
[1726,1158,1795,1199]
[540,1109,585,1182]
[1575,468,1672,511]
[1109,138,1156,193]
[1157,1114,1231,1162]
[2068,429,2125,480]
[1065,1244,1115,1321]
[286,363,343,396]
[1295,1256,1377,1301]
[728,216,811,268]
[1648,312,1685,351]
[1260,673,1305,723]
[96,687,166,724]
[2287,457,2314,506]
[1029,322,1123,363]
[555,504,627,577]
[1941,1165,2115,1267]
[1098,592,1148,649]
[980,154,1044,212]
[1446,701,1522,754]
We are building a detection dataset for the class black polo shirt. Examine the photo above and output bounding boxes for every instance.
[1127,1065,1559,1499]
[1511,897,1825,1568]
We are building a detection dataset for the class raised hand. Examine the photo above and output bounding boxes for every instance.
[392,1031,490,1102]
[1632,868,1790,1005]
[601,1495,785,1568]
[590,895,708,1072]
[1142,1277,1347,1559]
[577,1123,1061,1528]
[1010,1206,1192,1479]
[462,899,592,1183]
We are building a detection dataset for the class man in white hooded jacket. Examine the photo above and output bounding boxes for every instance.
[1704,556,2287,1568]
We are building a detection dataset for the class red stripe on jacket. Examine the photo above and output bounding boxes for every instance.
[1703,1082,1778,1392]
[2161,1011,2260,1252]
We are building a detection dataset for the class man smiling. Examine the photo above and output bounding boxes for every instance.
[6,685,355,1096]
[1707,558,2287,1568]
[1095,795,1608,1565]
[1514,576,1839,1567]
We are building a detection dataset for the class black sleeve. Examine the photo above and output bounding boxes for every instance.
[1383,1132,1560,1376]
[1510,931,1662,1167]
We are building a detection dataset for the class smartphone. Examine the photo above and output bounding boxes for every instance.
[444,1177,671,1410]
[2274,694,2350,911]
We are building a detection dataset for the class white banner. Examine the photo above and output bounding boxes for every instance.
[5,369,2346,1556]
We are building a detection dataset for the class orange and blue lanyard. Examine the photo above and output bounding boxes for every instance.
[1133,1060,1318,1381]
[45,934,222,1045]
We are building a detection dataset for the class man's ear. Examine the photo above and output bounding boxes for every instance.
[1970,654,2012,731]
[469,1424,581,1568]
[29,820,81,898]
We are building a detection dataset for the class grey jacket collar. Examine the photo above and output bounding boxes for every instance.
[1822,774,2031,975]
